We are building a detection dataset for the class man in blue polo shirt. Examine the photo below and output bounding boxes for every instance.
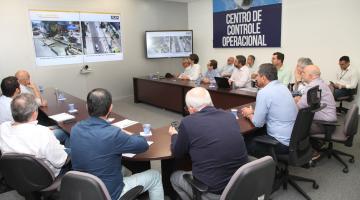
[70,88,164,200]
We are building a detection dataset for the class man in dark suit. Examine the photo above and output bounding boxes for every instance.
[169,87,248,200]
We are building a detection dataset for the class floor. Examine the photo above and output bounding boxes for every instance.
[1,96,359,200]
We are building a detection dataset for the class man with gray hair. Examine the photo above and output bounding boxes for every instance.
[293,57,313,94]
[169,87,248,200]
[0,93,68,177]
[295,65,337,160]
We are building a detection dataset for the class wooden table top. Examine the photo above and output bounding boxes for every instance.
[39,88,256,161]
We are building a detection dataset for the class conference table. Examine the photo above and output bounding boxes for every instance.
[38,88,256,199]
[133,76,257,115]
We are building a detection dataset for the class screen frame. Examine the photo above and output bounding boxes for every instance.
[145,30,193,59]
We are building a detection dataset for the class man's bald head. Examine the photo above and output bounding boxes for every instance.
[15,70,30,85]
[227,57,235,65]
[303,65,321,83]
[185,87,213,112]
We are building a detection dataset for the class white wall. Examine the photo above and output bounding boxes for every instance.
[188,0,360,107]
[0,0,187,100]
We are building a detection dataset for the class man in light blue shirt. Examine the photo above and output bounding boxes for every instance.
[220,57,235,77]
[241,63,298,156]
[202,59,220,84]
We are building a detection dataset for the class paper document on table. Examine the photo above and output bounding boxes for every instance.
[112,119,139,129]
[49,113,75,122]
[238,88,258,93]
[122,141,153,158]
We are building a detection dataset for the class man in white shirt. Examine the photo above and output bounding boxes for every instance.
[293,57,313,95]
[0,77,21,124]
[247,55,258,79]
[15,70,47,107]
[229,55,251,88]
[220,57,235,77]
[331,56,358,99]
[272,52,292,85]
[0,93,68,177]
[178,55,201,81]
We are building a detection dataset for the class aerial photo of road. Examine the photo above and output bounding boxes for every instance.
[170,36,192,53]
[147,36,170,55]
[31,21,82,57]
[81,21,122,54]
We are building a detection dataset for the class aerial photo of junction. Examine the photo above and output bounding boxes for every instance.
[170,36,192,53]
[32,21,82,57]
[81,21,122,54]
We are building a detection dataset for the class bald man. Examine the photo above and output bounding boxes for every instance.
[220,57,235,77]
[295,65,337,131]
[169,87,248,200]
[15,70,47,106]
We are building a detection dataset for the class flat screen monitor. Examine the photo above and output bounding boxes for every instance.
[145,30,193,59]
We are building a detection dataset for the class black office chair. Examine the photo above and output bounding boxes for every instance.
[60,171,144,200]
[183,156,276,200]
[310,104,358,173]
[0,153,61,200]
[335,84,358,113]
[254,86,322,200]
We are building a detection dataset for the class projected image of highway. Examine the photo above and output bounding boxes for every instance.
[81,21,122,54]
[31,21,82,57]
[170,36,192,53]
[147,36,170,55]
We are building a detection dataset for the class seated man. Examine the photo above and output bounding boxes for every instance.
[295,65,337,160]
[201,59,220,84]
[220,56,235,77]
[70,88,164,200]
[0,76,21,124]
[0,93,68,177]
[293,57,313,95]
[15,70,70,147]
[247,55,258,79]
[178,57,200,81]
[331,56,358,99]
[241,63,298,157]
[295,65,337,125]
[228,55,251,88]
[272,52,292,85]
[15,70,47,106]
[169,87,248,200]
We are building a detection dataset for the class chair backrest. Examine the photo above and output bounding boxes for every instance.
[343,105,359,144]
[60,171,111,200]
[306,85,321,109]
[288,106,315,166]
[220,156,275,200]
[0,153,55,194]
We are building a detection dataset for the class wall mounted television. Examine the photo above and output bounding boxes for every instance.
[145,30,193,59]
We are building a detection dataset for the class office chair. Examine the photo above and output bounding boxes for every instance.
[254,86,322,200]
[60,171,144,200]
[0,153,61,200]
[183,156,276,200]
[335,84,358,113]
[310,104,358,173]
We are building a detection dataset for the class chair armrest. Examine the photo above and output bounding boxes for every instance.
[313,120,340,126]
[254,135,280,146]
[183,174,208,193]
[311,103,327,113]
[119,185,144,200]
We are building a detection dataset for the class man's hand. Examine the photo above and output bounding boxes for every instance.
[40,99,48,107]
[294,96,301,104]
[335,83,345,89]
[169,126,178,135]
[202,77,210,84]
[241,106,254,117]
